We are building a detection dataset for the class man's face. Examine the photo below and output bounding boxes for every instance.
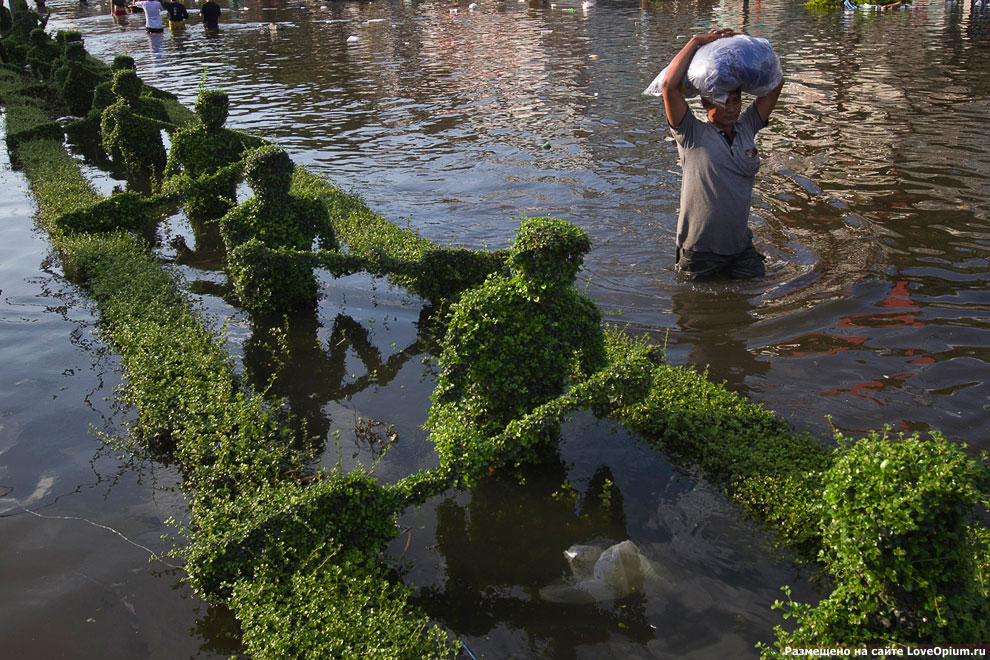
[705,92,742,129]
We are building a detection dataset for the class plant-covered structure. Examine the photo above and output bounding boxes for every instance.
[428,217,608,479]
[51,39,106,116]
[220,143,338,313]
[100,67,172,183]
[163,88,264,221]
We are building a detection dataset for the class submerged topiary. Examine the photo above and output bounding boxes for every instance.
[764,430,990,653]
[194,88,229,130]
[508,216,593,296]
[220,144,337,313]
[100,68,172,182]
[163,88,263,221]
[427,217,607,477]
[76,55,157,133]
[111,54,135,72]
[52,40,107,116]
[25,27,60,80]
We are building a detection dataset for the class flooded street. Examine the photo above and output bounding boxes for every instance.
[2,0,988,656]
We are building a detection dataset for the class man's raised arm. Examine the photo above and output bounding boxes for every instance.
[661,28,735,128]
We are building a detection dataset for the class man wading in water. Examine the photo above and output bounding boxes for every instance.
[661,28,783,280]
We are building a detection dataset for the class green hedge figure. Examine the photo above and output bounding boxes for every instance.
[100,68,172,183]
[163,89,264,221]
[770,432,990,648]
[2,7,45,66]
[220,144,338,313]
[25,27,58,79]
[89,54,134,115]
[51,40,107,116]
[427,217,607,471]
[54,29,81,47]
[64,55,141,134]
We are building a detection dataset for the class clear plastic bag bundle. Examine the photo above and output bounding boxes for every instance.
[643,34,782,105]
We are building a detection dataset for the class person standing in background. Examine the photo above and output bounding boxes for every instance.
[110,0,129,24]
[200,0,220,29]
[162,0,189,30]
[131,0,164,33]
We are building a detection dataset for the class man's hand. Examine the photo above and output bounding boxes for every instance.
[696,28,736,47]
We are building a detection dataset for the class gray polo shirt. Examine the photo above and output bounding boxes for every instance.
[670,104,765,255]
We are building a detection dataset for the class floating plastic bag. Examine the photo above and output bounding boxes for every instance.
[643,34,782,106]
[538,540,669,604]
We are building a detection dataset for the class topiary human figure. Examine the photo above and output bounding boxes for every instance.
[25,27,59,79]
[768,431,990,649]
[66,55,149,135]
[51,40,106,116]
[163,88,263,221]
[100,67,172,183]
[89,54,134,116]
[427,217,607,473]
[2,4,46,62]
[220,144,338,313]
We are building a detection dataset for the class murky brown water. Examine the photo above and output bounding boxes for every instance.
[2,0,989,657]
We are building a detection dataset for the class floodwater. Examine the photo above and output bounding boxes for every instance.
[2,0,988,657]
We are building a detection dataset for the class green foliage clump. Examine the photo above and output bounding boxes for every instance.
[231,545,457,660]
[25,28,60,79]
[1,96,62,156]
[15,136,101,220]
[69,56,177,134]
[100,68,172,179]
[412,246,509,302]
[221,145,337,313]
[764,432,989,653]
[428,217,607,476]
[55,30,83,46]
[508,216,592,297]
[1,65,63,158]
[111,54,135,71]
[52,41,108,116]
[182,469,404,599]
[193,88,229,130]
[52,191,151,234]
[226,239,322,314]
[163,88,263,220]
[2,7,43,55]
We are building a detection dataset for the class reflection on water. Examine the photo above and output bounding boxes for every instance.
[670,286,770,395]
[3,0,989,657]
